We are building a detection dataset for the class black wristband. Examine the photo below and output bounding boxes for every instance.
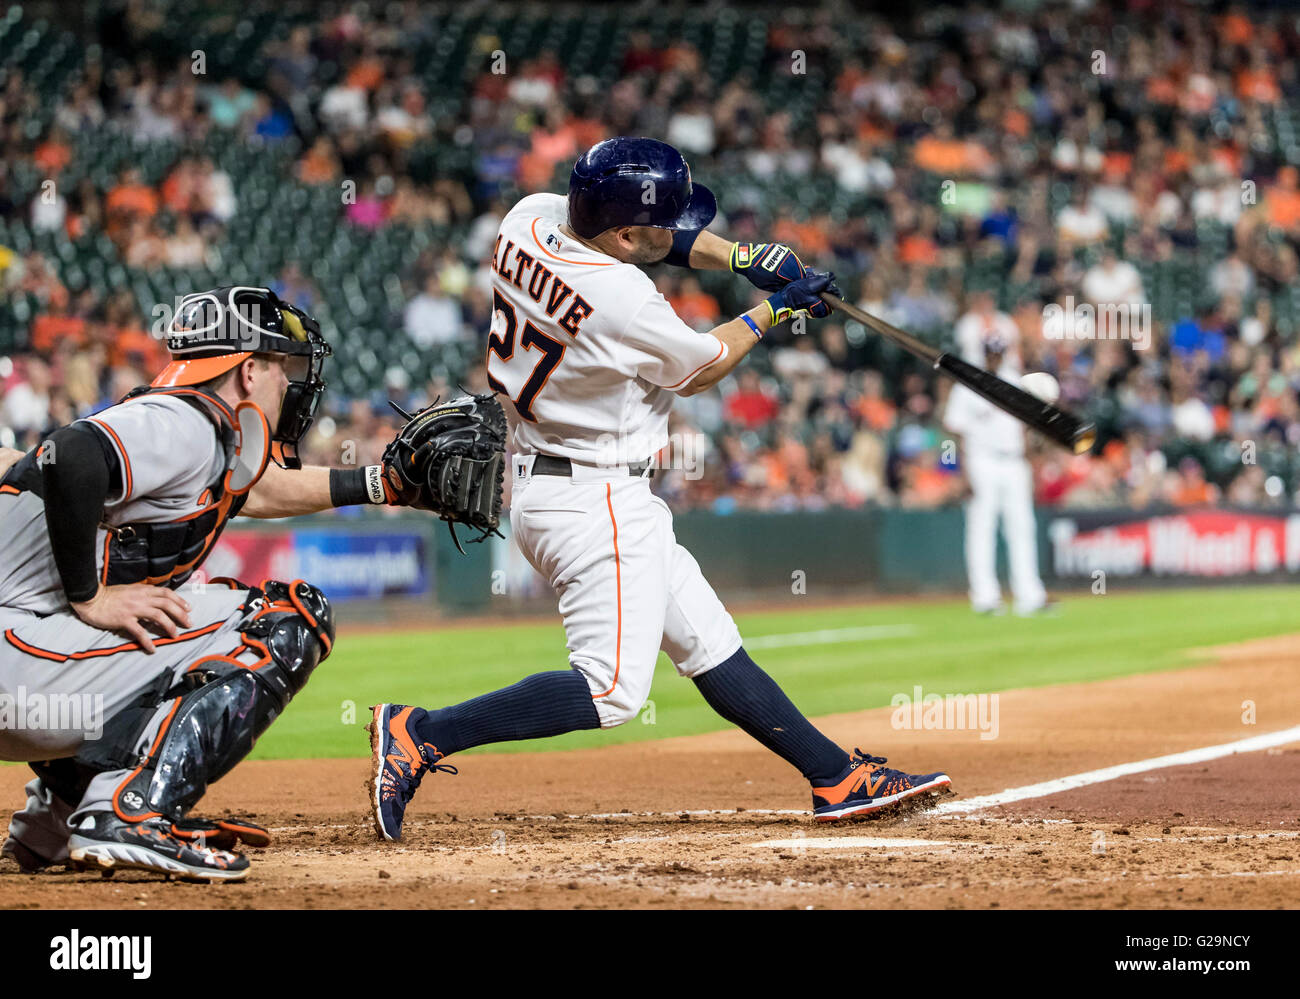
[330,466,386,506]
[663,227,702,268]
[329,467,369,507]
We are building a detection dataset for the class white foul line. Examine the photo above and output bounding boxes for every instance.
[744,624,916,650]
[753,837,961,850]
[934,724,1300,815]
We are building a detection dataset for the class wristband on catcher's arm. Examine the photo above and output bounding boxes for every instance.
[329,466,388,506]
[662,228,704,268]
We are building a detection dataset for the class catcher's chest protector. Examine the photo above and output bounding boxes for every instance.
[5,387,265,589]
[102,388,263,588]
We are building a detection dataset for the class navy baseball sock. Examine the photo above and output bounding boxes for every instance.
[693,647,850,782]
[411,669,600,757]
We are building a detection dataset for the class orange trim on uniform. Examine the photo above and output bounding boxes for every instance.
[531,218,614,267]
[185,653,246,674]
[0,484,18,495]
[99,532,112,586]
[592,483,623,700]
[112,696,183,822]
[131,492,237,585]
[286,579,332,657]
[146,386,237,423]
[3,620,225,663]
[85,418,132,500]
[665,337,726,391]
[151,353,252,388]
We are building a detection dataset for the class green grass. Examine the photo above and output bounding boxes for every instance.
[252,584,1300,759]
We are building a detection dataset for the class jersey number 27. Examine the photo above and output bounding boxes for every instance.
[485,290,566,422]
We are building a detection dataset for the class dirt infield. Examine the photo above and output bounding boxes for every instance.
[2,634,1298,909]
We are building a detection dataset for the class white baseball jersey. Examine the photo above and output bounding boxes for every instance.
[485,194,726,465]
[486,193,741,727]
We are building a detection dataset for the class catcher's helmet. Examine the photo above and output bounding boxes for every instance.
[154,286,332,468]
[567,137,716,239]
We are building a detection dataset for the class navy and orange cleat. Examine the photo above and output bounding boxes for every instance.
[811,749,952,822]
[367,704,458,842]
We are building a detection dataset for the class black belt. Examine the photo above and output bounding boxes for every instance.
[532,455,655,478]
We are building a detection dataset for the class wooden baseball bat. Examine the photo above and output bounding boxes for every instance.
[819,292,1096,455]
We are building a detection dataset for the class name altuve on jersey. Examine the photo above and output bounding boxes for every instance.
[491,233,595,337]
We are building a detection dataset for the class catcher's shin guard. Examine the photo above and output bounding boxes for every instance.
[108,581,335,823]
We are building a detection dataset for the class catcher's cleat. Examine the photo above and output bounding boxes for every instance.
[368,703,458,842]
[171,815,272,851]
[67,812,249,882]
[811,749,952,822]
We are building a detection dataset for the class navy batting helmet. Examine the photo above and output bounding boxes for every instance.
[567,137,716,239]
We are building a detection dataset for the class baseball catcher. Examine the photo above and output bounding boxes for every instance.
[0,286,437,881]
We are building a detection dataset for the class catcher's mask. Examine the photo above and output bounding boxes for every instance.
[155,286,332,469]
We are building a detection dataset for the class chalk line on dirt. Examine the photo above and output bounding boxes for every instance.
[933,724,1300,815]
[752,836,962,849]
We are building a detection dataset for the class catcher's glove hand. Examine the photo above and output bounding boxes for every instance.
[381,392,507,554]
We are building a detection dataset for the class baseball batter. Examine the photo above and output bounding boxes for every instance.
[943,331,1050,616]
[0,287,423,881]
[369,137,953,839]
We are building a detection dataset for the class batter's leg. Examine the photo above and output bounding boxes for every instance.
[368,474,667,841]
[658,514,951,820]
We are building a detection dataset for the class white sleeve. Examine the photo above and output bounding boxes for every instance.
[619,291,728,391]
[506,193,568,225]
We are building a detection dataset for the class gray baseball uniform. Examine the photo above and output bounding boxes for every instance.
[0,391,266,861]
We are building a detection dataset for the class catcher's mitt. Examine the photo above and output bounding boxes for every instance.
[381,392,507,554]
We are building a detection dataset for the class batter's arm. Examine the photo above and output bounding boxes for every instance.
[679,270,837,396]
[683,230,737,269]
[678,304,773,396]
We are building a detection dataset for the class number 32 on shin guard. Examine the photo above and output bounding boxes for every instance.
[485,291,566,422]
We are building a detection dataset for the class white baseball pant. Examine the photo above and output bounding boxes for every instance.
[510,456,743,728]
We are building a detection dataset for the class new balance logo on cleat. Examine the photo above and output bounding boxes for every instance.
[367,703,458,842]
[811,750,953,822]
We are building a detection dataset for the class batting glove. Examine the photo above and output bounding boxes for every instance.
[729,241,808,292]
[763,268,840,325]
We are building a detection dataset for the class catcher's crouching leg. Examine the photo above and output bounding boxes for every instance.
[66,581,334,881]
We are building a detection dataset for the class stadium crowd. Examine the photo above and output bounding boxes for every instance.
[3,1,1300,513]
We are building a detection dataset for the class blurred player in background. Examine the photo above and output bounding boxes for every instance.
[943,330,1050,617]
